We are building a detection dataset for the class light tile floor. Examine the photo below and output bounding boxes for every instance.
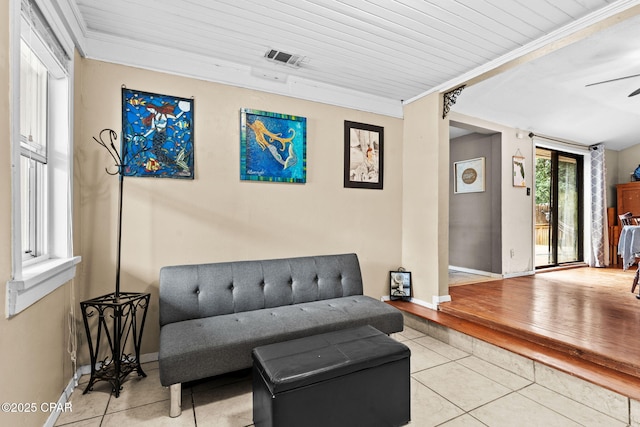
[54,327,627,427]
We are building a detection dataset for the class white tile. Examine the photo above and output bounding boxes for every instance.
[409,377,465,427]
[54,416,103,427]
[470,392,582,427]
[101,400,196,427]
[439,413,487,427]
[472,338,535,381]
[444,328,475,354]
[402,313,431,336]
[106,369,170,413]
[520,383,627,427]
[192,378,253,427]
[413,362,512,411]
[424,323,475,355]
[413,335,470,361]
[54,381,111,425]
[398,325,426,340]
[404,340,451,373]
[534,363,628,423]
[631,398,640,427]
[457,356,532,390]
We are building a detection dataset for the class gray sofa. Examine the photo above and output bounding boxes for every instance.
[158,253,404,417]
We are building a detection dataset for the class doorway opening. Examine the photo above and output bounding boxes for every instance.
[535,147,584,268]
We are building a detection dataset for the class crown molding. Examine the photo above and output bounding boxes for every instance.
[80,30,403,118]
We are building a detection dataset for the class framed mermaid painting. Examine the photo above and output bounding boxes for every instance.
[121,88,194,179]
[240,108,307,183]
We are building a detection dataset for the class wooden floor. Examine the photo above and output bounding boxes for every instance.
[388,266,640,401]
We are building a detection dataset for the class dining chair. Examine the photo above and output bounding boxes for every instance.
[619,212,638,226]
[619,212,640,294]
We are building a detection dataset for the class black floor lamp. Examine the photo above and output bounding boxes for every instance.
[80,129,151,397]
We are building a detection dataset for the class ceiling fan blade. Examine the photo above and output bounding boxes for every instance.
[585,73,640,87]
[629,88,640,97]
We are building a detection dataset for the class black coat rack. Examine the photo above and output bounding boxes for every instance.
[80,129,150,397]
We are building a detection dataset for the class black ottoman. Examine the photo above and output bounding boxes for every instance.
[252,325,411,427]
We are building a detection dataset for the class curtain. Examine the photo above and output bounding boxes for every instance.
[589,143,607,267]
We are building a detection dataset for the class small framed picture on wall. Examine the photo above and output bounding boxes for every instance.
[344,120,384,189]
[454,157,485,194]
[513,156,526,187]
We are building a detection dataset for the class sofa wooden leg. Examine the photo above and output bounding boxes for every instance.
[169,383,182,417]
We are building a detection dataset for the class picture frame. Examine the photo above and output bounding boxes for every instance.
[389,270,411,301]
[454,157,485,193]
[513,155,526,187]
[240,108,307,183]
[344,120,383,189]
[121,88,194,179]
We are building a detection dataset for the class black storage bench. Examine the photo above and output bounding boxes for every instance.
[252,325,411,427]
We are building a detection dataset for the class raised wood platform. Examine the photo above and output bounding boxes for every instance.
[387,266,640,401]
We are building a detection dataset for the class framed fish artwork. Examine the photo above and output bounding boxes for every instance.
[240,108,307,183]
[121,88,194,179]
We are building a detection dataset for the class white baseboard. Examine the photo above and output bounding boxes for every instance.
[45,352,160,426]
[449,266,502,278]
[43,372,78,427]
[450,265,536,279]
[382,295,450,310]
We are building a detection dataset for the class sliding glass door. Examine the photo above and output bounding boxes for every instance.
[535,147,583,268]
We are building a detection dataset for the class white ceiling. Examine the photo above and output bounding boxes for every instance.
[65,0,640,149]
[452,10,640,151]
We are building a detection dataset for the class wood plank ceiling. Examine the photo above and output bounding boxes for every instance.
[74,0,618,102]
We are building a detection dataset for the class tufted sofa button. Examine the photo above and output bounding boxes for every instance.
[195,288,200,295]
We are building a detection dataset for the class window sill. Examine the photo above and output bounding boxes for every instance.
[6,256,81,317]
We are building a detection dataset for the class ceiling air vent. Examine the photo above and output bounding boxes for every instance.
[264,49,305,68]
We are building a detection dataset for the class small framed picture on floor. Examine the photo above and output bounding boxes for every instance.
[390,269,411,301]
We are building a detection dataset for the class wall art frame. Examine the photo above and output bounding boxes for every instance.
[513,155,526,187]
[454,157,485,194]
[240,108,307,183]
[121,87,194,179]
[389,269,412,301]
[344,120,384,189]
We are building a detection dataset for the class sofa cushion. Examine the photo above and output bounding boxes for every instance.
[158,295,403,386]
[159,253,364,326]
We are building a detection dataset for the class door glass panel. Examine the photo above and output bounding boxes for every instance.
[535,148,582,268]
[535,148,553,267]
[557,155,579,263]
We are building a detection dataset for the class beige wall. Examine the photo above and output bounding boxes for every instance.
[75,58,405,361]
[3,4,636,424]
[617,144,640,185]
[449,112,535,275]
[401,93,447,302]
[605,148,619,209]
[0,2,75,426]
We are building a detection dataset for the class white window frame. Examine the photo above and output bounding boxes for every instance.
[7,0,80,317]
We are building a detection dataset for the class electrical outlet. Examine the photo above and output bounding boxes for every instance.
[510,249,515,258]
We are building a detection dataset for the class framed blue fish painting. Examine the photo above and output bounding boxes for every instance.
[121,88,194,179]
[240,108,306,183]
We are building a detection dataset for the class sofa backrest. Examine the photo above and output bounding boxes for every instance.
[159,253,364,326]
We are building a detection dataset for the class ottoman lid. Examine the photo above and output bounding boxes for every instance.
[252,325,410,394]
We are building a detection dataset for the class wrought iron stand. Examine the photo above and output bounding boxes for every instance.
[81,129,149,396]
[80,291,150,396]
